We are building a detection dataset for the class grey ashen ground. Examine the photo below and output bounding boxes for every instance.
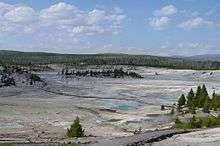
[1,66,220,145]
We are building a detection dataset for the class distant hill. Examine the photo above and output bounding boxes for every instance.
[0,50,220,70]
[0,50,59,56]
[187,54,220,62]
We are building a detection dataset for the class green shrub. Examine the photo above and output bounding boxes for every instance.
[66,116,85,138]
[189,116,202,128]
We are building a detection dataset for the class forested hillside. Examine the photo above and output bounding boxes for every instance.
[187,54,220,62]
[0,50,220,70]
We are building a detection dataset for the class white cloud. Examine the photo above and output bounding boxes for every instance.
[177,42,213,50]
[38,2,125,36]
[71,25,104,36]
[156,41,216,56]
[4,6,37,24]
[149,5,177,30]
[39,2,78,22]
[0,2,14,15]
[154,5,177,17]
[178,42,200,49]
[86,9,106,25]
[178,17,214,30]
[0,2,126,36]
[149,17,170,30]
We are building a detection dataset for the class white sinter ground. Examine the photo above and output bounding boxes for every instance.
[1,66,220,142]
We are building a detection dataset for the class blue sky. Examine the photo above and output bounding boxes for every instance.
[0,0,219,56]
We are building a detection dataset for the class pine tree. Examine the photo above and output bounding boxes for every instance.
[199,85,209,108]
[178,94,186,107]
[189,102,196,114]
[161,104,165,110]
[195,86,201,107]
[187,89,194,106]
[203,98,210,113]
[211,92,217,111]
[66,116,84,138]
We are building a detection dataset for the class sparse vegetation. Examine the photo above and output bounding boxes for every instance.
[174,116,220,129]
[66,116,85,138]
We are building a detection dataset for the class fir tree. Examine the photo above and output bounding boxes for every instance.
[203,98,210,113]
[195,86,201,107]
[66,116,85,138]
[198,85,209,108]
[189,102,196,114]
[161,104,165,110]
[187,89,194,106]
[178,94,186,107]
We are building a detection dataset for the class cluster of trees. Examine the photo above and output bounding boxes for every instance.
[1,51,220,70]
[178,85,220,113]
[61,68,143,79]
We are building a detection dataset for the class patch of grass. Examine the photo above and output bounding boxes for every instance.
[173,116,220,129]
[0,144,12,146]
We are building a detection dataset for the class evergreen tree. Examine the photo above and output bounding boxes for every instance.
[198,85,209,108]
[195,86,201,107]
[177,105,182,112]
[66,116,84,138]
[189,102,196,114]
[187,89,194,106]
[203,98,210,113]
[211,92,217,111]
[211,92,220,111]
[161,104,165,110]
[178,94,186,107]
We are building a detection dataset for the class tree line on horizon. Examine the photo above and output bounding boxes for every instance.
[0,52,220,70]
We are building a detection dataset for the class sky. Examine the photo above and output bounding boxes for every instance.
[0,0,219,56]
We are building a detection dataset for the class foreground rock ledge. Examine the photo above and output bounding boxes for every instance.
[0,129,191,146]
